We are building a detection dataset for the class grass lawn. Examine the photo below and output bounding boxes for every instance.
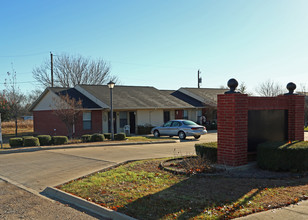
[58,159,308,220]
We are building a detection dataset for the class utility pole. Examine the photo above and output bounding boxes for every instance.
[198,69,202,88]
[50,52,54,87]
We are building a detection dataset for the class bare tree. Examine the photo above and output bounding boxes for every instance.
[33,54,118,88]
[256,79,284,97]
[4,68,26,136]
[51,94,83,138]
[21,89,43,116]
[237,81,253,95]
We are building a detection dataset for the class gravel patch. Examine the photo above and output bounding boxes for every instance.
[0,180,99,220]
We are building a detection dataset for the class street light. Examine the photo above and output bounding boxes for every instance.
[107,81,115,140]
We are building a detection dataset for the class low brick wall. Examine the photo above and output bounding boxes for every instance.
[217,94,304,166]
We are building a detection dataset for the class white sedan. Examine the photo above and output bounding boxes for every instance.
[151,119,207,140]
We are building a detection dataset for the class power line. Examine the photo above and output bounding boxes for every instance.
[0,51,48,58]
[0,81,37,85]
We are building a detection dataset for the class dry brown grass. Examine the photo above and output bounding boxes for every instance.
[59,159,308,219]
[1,120,34,139]
[2,120,33,130]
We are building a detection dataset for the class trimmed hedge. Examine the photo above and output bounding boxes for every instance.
[195,142,217,163]
[37,135,52,146]
[22,136,33,140]
[52,136,68,145]
[81,134,92,143]
[103,133,111,140]
[9,138,23,148]
[23,137,40,147]
[90,133,105,142]
[257,141,308,172]
[115,133,126,140]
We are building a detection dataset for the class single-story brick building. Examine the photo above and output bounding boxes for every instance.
[29,85,226,136]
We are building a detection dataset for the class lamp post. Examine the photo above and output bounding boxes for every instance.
[107,81,115,140]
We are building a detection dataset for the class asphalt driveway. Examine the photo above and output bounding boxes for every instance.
[1,131,307,219]
[0,132,217,192]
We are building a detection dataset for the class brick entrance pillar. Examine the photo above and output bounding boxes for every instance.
[287,95,305,141]
[217,93,248,166]
[217,79,305,167]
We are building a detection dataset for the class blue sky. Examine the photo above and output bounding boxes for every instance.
[1,0,308,95]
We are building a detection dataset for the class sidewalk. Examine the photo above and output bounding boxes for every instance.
[237,201,308,220]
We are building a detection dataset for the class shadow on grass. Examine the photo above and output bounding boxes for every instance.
[118,175,308,219]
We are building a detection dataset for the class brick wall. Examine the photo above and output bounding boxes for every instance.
[33,110,103,137]
[217,94,304,166]
[217,94,248,166]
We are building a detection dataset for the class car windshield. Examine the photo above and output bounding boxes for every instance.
[182,120,198,126]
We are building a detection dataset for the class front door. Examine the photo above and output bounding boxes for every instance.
[129,112,136,134]
[164,111,170,123]
[175,110,183,119]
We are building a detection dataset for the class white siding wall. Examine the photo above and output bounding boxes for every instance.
[32,91,63,111]
[170,110,175,120]
[188,109,199,122]
[137,110,164,126]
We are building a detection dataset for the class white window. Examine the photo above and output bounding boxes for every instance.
[83,111,92,130]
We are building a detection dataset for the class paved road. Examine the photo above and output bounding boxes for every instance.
[1,131,307,219]
[0,133,217,192]
[0,180,98,220]
[0,133,217,219]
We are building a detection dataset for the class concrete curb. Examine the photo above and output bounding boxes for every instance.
[0,175,56,203]
[0,140,179,154]
[43,187,136,220]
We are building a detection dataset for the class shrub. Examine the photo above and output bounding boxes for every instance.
[115,133,126,140]
[9,138,23,148]
[37,135,52,146]
[257,141,308,172]
[90,133,105,142]
[23,137,40,147]
[195,142,217,163]
[52,136,68,145]
[22,136,34,140]
[137,125,154,135]
[81,134,92,143]
[103,133,111,140]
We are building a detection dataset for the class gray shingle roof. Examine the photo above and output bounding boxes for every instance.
[78,85,195,110]
[179,88,228,106]
[57,88,101,109]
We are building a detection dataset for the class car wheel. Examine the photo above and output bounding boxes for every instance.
[153,130,160,137]
[178,131,186,140]
[194,135,201,139]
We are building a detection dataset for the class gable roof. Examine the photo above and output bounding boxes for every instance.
[30,85,227,112]
[57,88,101,109]
[178,88,228,106]
[76,85,195,110]
[29,87,68,112]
